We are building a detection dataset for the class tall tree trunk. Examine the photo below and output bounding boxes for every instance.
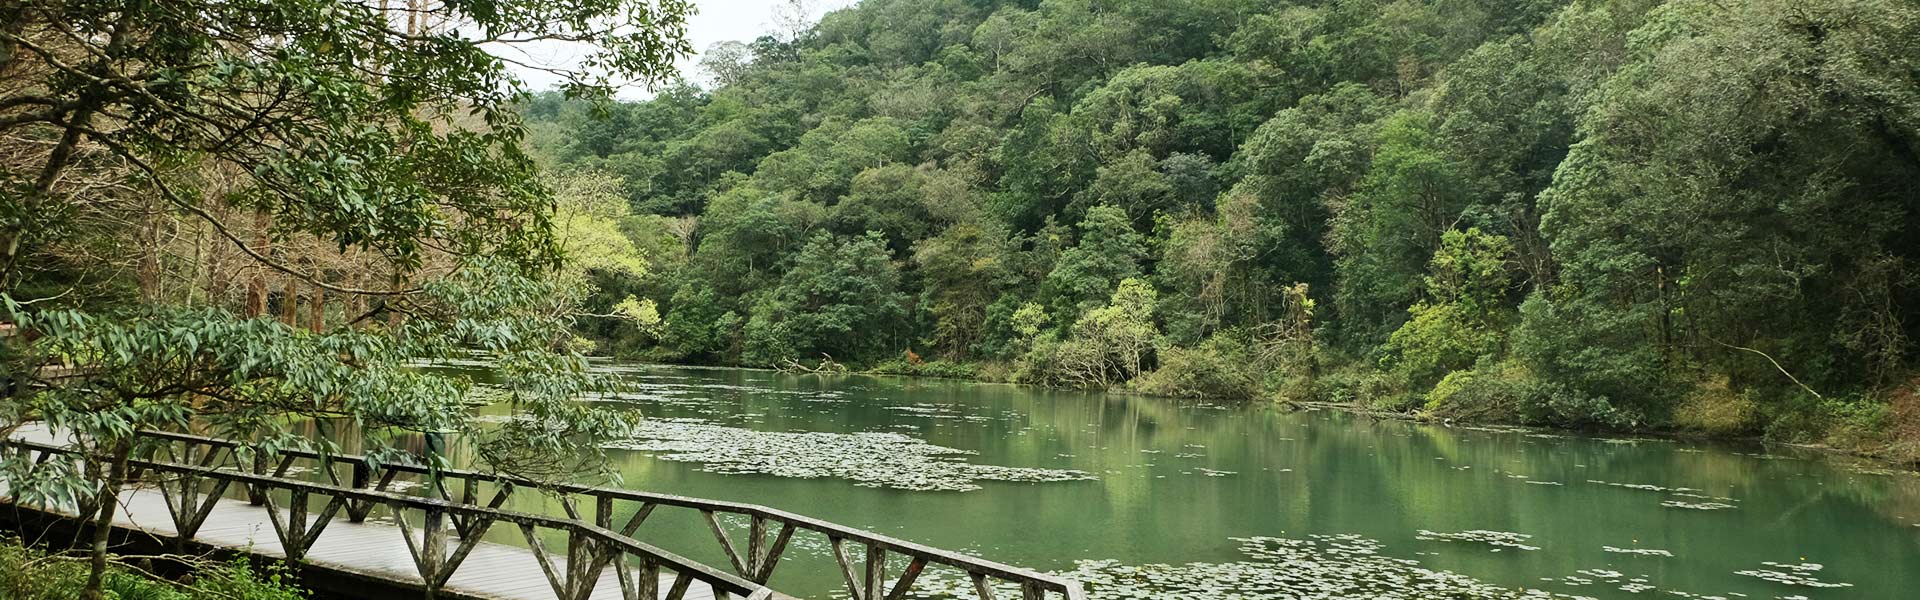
[309,282,326,331]
[347,288,366,330]
[245,211,270,317]
[203,224,224,308]
[386,267,405,330]
[280,276,299,325]
[138,210,161,303]
[82,441,131,600]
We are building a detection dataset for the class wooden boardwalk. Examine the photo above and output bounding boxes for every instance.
[89,484,717,600]
[2,426,1085,600]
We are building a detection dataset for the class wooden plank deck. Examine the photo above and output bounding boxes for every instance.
[82,484,720,600]
[2,425,731,600]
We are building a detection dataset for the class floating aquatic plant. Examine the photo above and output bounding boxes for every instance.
[1660,500,1736,511]
[1734,561,1853,588]
[1545,569,1659,595]
[1586,480,1698,493]
[1601,546,1673,557]
[604,418,1095,491]
[1415,530,1541,551]
[893,535,1596,600]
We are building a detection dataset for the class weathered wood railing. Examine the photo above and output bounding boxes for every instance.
[2,437,774,600]
[74,430,1087,600]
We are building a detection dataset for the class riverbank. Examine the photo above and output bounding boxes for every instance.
[611,354,1920,472]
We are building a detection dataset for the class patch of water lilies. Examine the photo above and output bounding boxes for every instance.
[1601,546,1673,557]
[1585,480,1696,493]
[1660,500,1736,510]
[890,535,1597,599]
[1545,569,1657,594]
[1849,466,1920,477]
[1734,561,1853,589]
[602,418,1095,491]
[883,403,991,422]
[1586,479,1741,511]
[1415,530,1541,551]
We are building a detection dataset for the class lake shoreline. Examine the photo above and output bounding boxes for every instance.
[1283,399,1919,472]
[603,356,1920,473]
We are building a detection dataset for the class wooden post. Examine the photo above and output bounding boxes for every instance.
[865,545,885,600]
[247,451,267,505]
[1021,582,1045,600]
[347,462,371,522]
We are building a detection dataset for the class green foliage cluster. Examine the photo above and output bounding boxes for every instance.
[0,541,306,600]
[0,0,694,595]
[531,0,1920,452]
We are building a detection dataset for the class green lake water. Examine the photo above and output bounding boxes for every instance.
[446,363,1920,599]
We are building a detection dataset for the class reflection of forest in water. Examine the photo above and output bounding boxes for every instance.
[274,364,1920,599]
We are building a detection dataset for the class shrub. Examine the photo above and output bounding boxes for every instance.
[1424,360,1530,421]
[867,358,979,380]
[1131,336,1260,400]
[1515,382,1641,430]
[1313,365,1410,409]
[190,560,306,600]
[1016,279,1159,389]
[967,361,1017,383]
[1808,395,1893,452]
[1670,377,1760,435]
[1759,392,1833,444]
[1385,301,1501,389]
[1891,380,1920,464]
[0,539,304,600]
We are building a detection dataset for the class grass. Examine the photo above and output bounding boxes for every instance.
[0,538,306,600]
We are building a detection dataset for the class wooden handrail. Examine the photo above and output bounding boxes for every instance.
[3,438,775,600]
[125,429,1089,600]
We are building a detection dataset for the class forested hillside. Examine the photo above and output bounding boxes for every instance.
[526,0,1920,455]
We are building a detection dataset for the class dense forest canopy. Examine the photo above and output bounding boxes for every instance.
[534,0,1920,452]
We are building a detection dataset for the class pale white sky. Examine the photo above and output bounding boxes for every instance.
[500,0,855,99]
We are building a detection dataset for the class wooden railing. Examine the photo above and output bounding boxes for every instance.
[3,436,771,600]
[18,430,1088,600]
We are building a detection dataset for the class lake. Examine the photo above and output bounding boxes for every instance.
[454,363,1920,599]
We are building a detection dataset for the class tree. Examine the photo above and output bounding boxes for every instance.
[914,222,1017,358]
[1030,278,1159,388]
[1529,0,1920,413]
[744,232,907,365]
[0,0,692,596]
[753,118,911,205]
[1386,228,1514,392]
[549,170,658,352]
[1043,205,1145,325]
[1071,150,1177,228]
[830,165,942,254]
[699,41,755,88]
[1331,109,1476,345]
